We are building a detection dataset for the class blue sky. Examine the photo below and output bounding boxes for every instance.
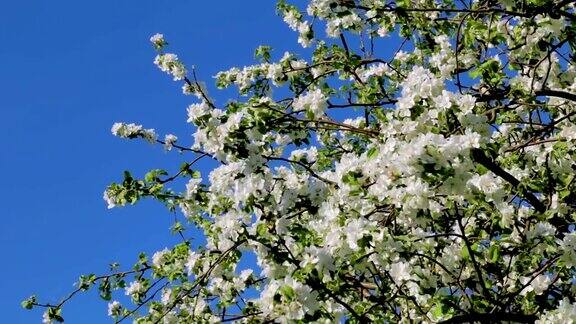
[0,1,306,322]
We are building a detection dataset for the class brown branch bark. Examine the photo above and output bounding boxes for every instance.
[440,312,537,324]
[470,148,546,213]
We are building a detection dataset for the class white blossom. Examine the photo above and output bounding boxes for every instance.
[536,298,576,323]
[103,189,116,209]
[107,301,121,317]
[163,134,177,150]
[42,311,52,324]
[152,248,170,268]
[186,251,201,275]
[125,281,144,297]
[111,122,156,143]
[293,88,327,116]
[154,53,187,80]
[149,33,166,49]
[390,261,411,284]
[520,275,551,295]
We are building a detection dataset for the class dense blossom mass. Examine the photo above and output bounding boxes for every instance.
[26,0,576,323]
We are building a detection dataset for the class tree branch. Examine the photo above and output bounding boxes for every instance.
[535,89,576,103]
[440,312,537,324]
[470,148,546,213]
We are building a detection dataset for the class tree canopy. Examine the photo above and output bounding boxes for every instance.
[25,0,576,323]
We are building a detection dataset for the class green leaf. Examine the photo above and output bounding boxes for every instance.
[254,45,272,62]
[367,147,379,159]
[256,223,268,237]
[78,274,97,291]
[461,246,470,260]
[145,169,168,183]
[279,285,296,301]
[123,171,133,182]
[191,170,201,178]
[488,244,500,263]
[171,221,185,234]
[21,295,36,310]
[48,307,64,323]
[342,171,362,186]
[138,252,148,266]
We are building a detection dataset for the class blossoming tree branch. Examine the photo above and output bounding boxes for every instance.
[24,0,576,322]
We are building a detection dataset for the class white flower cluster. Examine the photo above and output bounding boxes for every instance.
[365,9,396,37]
[163,134,177,150]
[111,122,157,143]
[42,311,51,324]
[107,301,121,317]
[329,14,362,37]
[290,146,318,163]
[397,66,444,117]
[258,277,319,321]
[389,261,412,284]
[103,189,117,209]
[282,7,313,47]
[520,274,551,296]
[428,35,456,78]
[186,101,211,123]
[125,281,145,301]
[293,88,328,116]
[359,62,391,82]
[559,232,576,268]
[153,53,187,81]
[192,109,244,159]
[152,248,170,268]
[215,59,294,93]
[536,299,576,323]
[149,33,166,50]
[307,0,363,37]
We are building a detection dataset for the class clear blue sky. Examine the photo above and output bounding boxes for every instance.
[1,1,305,322]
